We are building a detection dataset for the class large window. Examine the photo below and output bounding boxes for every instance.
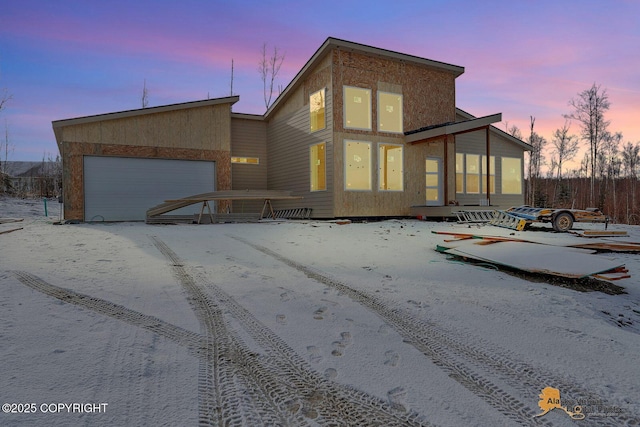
[344,86,371,130]
[344,140,371,191]
[456,153,464,193]
[502,157,522,194]
[310,89,325,132]
[378,92,403,133]
[465,154,480,194]
[378,144,403,191]
[481,155,496,194]
[310,143,326,191]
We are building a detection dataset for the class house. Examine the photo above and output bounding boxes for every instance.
[52,37,530,222]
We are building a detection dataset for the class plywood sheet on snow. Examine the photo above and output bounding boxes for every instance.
[440,240,625,279]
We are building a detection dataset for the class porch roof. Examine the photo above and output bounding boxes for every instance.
[404,113,502,144]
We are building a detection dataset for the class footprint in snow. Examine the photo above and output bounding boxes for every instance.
[384,350,400,367]
[388,387,408,412]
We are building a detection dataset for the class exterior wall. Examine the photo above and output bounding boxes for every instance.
[455,129,525,207]
[331,49,457,217]
[267,53,335,218]
[58,103,233,221]
[230,116,268,213]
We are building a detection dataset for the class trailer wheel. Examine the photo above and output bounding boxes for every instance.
[552,212,574,232]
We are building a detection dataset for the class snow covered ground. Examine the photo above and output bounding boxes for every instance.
[1,196,640,427]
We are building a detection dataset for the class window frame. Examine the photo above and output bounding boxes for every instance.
[344,140,372,191]
[377,91,403,134]
[501,157,523,195]
[465,154,480,194]
[377,143,404,191]
[343,86,372,131]
[310,88,326,133]
[455,152,464,193]
[231,157,260,164]
[481,155,496,194]
[309,142,327,192]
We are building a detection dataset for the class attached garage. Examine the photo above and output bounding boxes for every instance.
[53,97,236,222]
[83,156,216,221]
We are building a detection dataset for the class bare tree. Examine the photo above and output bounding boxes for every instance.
[230,59,234,96]
[526,117,547,206]
[141,79,149,108]
[506,123,523,140]
[550,121,579,180]
[259,43,285,109]
[621,141,640,223]
[564,83,610,205]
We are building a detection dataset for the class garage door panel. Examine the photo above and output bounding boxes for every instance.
[84,156,216,221]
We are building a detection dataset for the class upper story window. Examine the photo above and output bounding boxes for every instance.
[344,86,371,130]
[378,92,403,133]
[310,89,326,132]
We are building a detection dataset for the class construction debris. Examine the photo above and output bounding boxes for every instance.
[456,206,609,232]
[433,230,633,283]
[0,227,23,235]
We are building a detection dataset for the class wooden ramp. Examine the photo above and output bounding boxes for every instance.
[146,190,303,224]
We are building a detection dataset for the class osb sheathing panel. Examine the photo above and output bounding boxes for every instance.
[332,49,456,134]
[59,104,232,152]
[61,141,231,221]
[333,131,448,217]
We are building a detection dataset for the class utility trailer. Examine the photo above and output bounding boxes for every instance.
[492,206,608,232]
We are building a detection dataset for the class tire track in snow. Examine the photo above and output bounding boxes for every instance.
[11,270,203,354]
[151,237,432,427]
[150,237,287,426]
[195,270,432,426]
[231,235,640,427]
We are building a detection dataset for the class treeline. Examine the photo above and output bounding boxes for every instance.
[515,83,640,224]
[526,176,640,225]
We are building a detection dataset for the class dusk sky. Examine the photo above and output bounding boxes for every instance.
[1,0,639,170]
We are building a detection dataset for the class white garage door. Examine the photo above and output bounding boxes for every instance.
[84,156,216,221]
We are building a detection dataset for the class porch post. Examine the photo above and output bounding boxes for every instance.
[485,126,491,205]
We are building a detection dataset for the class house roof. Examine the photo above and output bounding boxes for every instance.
[456,108,532,151]
[52,96,239,129]
[405,113,503,144]
[264,37,465,119]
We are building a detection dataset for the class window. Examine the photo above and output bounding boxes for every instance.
[502,157,522,194]
[310,89,325,132]
[344,86,371,130]
[378,144,403,191]
[344,140,371,190]
[481,155,496,194]
[455,153,464,193]
[465,154,480,194]
[310,143,326,191]
[231,157,259,164]
[378,92,403,133]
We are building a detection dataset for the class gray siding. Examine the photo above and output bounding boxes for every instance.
[231,116,268,212]
[267,85,334,218]
[455,128,525,207]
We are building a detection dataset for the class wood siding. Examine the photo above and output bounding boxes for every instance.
[267,58,335,218]
[230,117,268,213]
[455,128,525,207]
